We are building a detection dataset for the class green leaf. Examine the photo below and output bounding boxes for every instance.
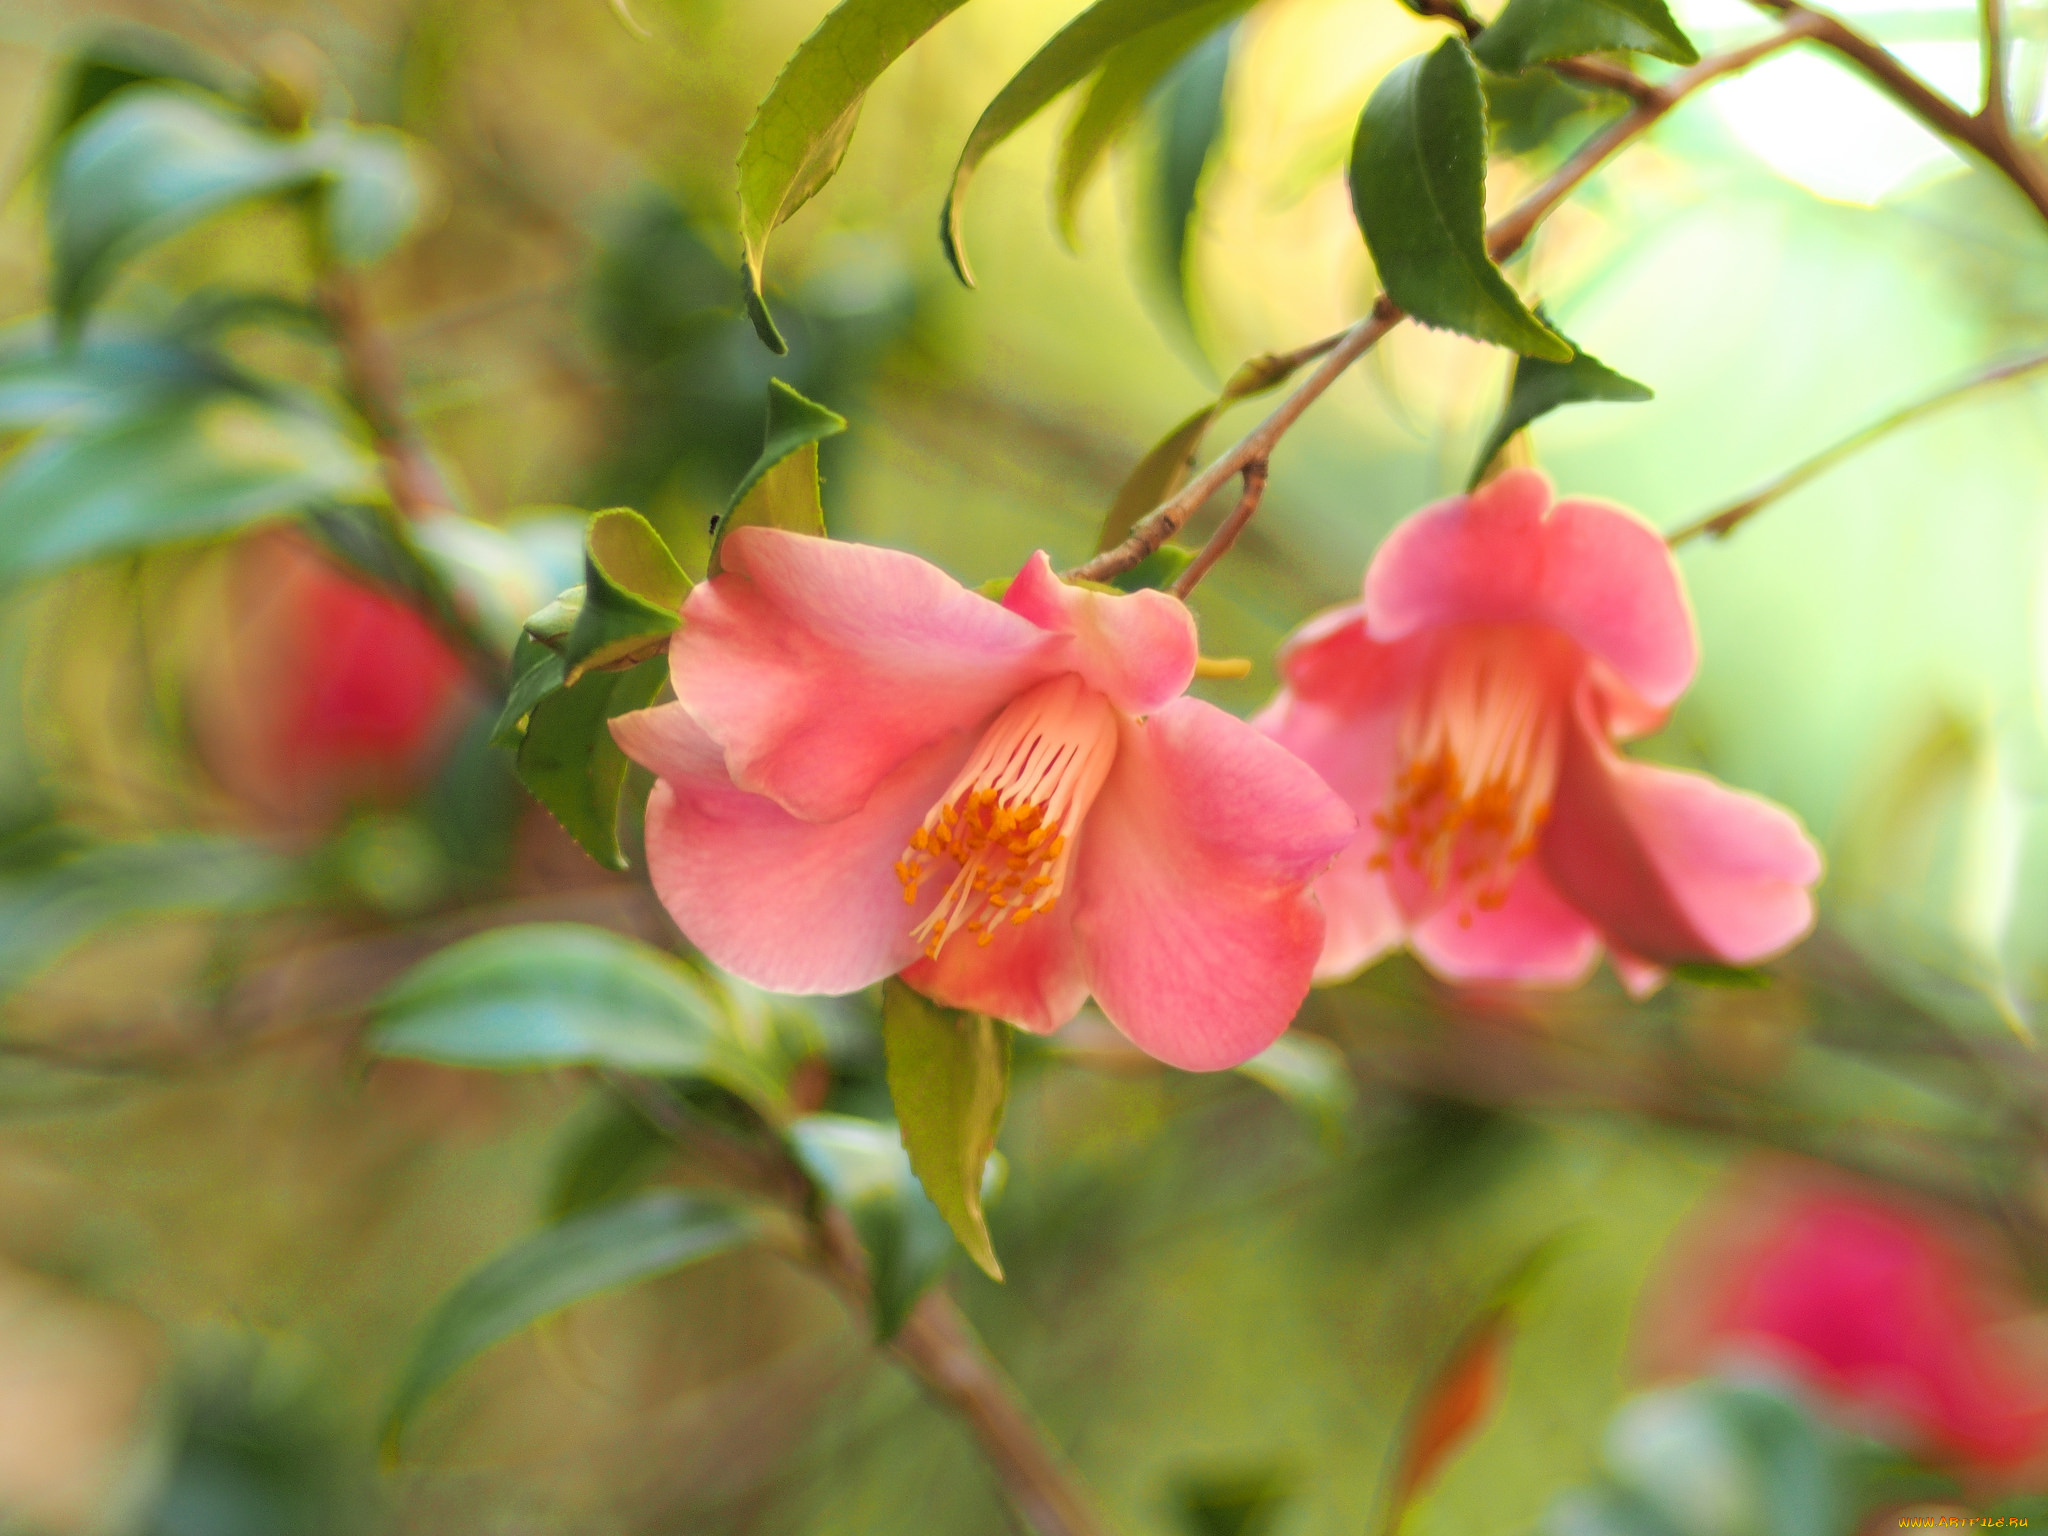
[368,923,780,1111]
[0,389,380,580]
[514,656,667,870]
[43,26,231,151]
[1472,0,1698,74]
[1234,1032,1354,1150]
[1109,543,1195,592]
[788,1113,989,1339]
[709,379,846,577]
[384,1192,755,1447]
[1482,65,1626,157]
[1467,326,1651,486]
[0,326,222,431]
[0,835,294,996]
[945,0,1243,286]
[491,632,567,749]
[48,87,423,329]
[881,979,1009,1281]
[1670,962,1771,989]
[1347,38,1570,360]
[1600,1380,1845,1536]
[1094,350,1301,552]
[1145,19,1238,346]
[736,0,974,351]
[563,509,689,681]
[1053,0,1255,247]
[523,587,584,649]
[545,1093,673,1221]
[1172,1467,1294,1536]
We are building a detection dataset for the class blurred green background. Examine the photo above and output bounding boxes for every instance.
[0,0,2046,1531]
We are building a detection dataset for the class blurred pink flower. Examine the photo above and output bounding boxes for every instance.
[613,529,1354,1070]
[1639,1167,2048,1476]
[1253,469,1821,992]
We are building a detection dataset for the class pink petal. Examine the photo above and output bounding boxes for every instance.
[1001,551,1197,715]
[899,904,1089,1034]
[1363,468,1698,709]
[623,704,971,994]
[1540,692,1822,966]
[1608,946,1669,998]
[1251,687,1408,980]
[672,528,1062,823]
[1408,862,1602,986]
[1070,698,1355,1070]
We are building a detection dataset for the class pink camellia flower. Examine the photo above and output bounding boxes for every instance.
[1252,468,1821,991]
[1637,1165,2048,1478]
[610,528,1355,1070]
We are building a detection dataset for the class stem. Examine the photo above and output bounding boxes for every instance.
[317,272,455,521]
[1982,0,2011,130]
[1400,0,1664,103]
[1069,19,1818,588]
[1666,343,2048,544]
[1748,0,2048,225]
[1171,460,1269,598]
[612,1081,1117,1536]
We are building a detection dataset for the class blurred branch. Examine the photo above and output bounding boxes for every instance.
[317,273,456,521]
[613,1086,1119,1536]
[1068,19,1818,587]
[1746,0,2048,224]
[1666,344,2048,544]
[1172,458,1268,598]
[1981,0,2011,130]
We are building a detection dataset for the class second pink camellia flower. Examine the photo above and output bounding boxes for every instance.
[611,528,1356,1070]
[1254,469,1822,991]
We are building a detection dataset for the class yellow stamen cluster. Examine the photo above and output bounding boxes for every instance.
[896,673,1116,961]
[1371,629,1564,925]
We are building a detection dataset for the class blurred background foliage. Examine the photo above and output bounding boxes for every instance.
[0,0,2047,1531]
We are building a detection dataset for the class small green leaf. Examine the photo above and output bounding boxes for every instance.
[0,389,380,580]
[1670,961,1771,989]
[0,326,219,431]
[882,979,1009,1281]
[1234,1032,1354,1150]
[0,835,293,996]
[1467,325,1650,486]
[490,632,567,749]
[514,656,667,870]
[737,0,974,351]
[1472,0,1698,74]
[47,88,424,329]
[709,379,846,577]
[1094,351,1302,553]
[1053,0,1255,247]
[369,922,780,1110]
[43,26,231,151]
[546,1093,673,1222]
[1347,38,1570,360]
[1109,543,1195,592]
[563,509,688,681]
[384,1192,755,1448]
[1482,66,1625,157]
[523,587,584,648]
[788,1113,990,1339]
[946,0,1240,285]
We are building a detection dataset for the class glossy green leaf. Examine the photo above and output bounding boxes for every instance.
[1094,350,1302,552]
[1348,38,1570,360]
[513,657,667,870]
[369,923,780,1109]
[491,632,568,749]
[1234,1032,1354,1150]
[1467,327,1651,486]
[1053,0,1254,247]
[945,0,1238,285]
[789,1114,1000,1339]
[563,509,689,681]
[48,87,424,328]
[546,1094,672,1221]
[0,835,294,996]
[882,979,1009,1281]
[1145,19,1237,344]
[1472,0,1698,74]
[1482,65,1625,157]
[737,0,973,351]
[709,379,846,577]
[0,389,379,580]
[384,1192,755,1447]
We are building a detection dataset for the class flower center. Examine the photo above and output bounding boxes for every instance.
[1373,628,1566,920]
[896,673,1118,960]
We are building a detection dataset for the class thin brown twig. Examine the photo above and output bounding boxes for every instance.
[317,272,455,521]
[1981,0,2011,130]
[1171,459,1268,599]
[609,1080,1117,1536]
[1747,0,2048,224]
[1666,343,2048,545]
[1068,19,1820,589]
